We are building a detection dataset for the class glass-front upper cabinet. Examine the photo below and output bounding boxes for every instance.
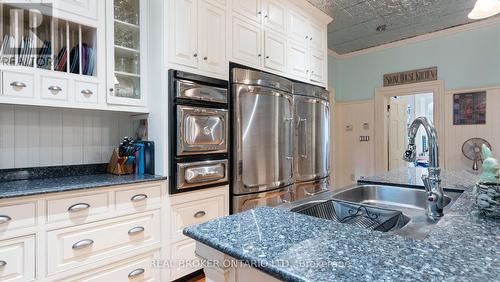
[106,0,147,107]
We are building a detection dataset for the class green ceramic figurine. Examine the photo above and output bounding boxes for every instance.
[474,144,500,218]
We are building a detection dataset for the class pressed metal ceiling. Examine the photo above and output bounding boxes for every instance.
[307,0,491,54]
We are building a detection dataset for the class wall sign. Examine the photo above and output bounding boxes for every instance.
[383,67,438,87]
[453,91,487,125]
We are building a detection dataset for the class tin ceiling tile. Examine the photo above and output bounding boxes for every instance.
[308,0,495,54]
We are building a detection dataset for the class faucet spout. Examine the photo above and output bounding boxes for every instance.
[403,117,444,219]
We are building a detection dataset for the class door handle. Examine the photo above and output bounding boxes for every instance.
[67,203,90,213]
[130,194,148,202]
[72,239,94,250]
[128,226,145,235]
[0,215,11,224]
[10,81,26,88]
[0,260,6,267]
[48,85,62,92]
[81,89,93,95]
[299,118,308,158]
[128,268,145,278]
[194,211,206,218]
[285,117,294,162]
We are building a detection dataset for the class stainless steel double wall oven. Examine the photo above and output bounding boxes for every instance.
[231,68,330,213]
[169,70,229,194]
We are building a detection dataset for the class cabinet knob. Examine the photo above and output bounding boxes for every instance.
[265,56,270,59]
[193,53,198,58]
[128,268,145,278]
[0,260,6,267]
[310,37,313,41]
[257,11,262,15]
[72,239,94,250]
[0,215,11,224]
[10,81,26,88]
[68,203,90,213]
[109,88,115,96]
[258,54,262,57]
[203,56,208,60]
[264,14,268,18]
[48,86,62,93]
[305,35,309,39]
[81,89,93,95]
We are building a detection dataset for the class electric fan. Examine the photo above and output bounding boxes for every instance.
[462,138,491,171]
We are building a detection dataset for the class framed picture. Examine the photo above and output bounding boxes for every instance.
[453,91,486,125]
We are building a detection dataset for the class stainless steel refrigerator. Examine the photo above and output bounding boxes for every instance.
[231,68,330,213]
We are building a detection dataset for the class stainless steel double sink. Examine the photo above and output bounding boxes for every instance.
[287,184,463,240]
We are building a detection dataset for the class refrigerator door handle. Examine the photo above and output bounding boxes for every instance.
[285,117,294,163]
[298,118,308,158]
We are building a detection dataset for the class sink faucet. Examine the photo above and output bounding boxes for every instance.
[403,117,444,220]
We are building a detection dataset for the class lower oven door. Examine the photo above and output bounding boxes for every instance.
[176,160,228,191]
[177,105,228,155]
[232,186,293,213]
[292,177,330,201]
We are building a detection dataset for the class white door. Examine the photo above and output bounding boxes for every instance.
[169,0,198,68]
[264,30,286,73]
[263,0,286,33]
[309,49,324,84]
[288,6,308,44]
[232,0,262,24]
[287,41,308,79]
[231,16,262,67]
[389,99,409,171]
[199,0,226,76]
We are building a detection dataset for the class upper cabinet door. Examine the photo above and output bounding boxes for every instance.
[169,0,198,68]
[288,6,308,45]
[232,0,262,24]
[231,16,262,68]
[287,41,308,79]
[309,20,325,50]
[309,49,325,84]
[264,30,286,73]
[44,0,98,20]
[263,0,286,33]
[199,0,226,76]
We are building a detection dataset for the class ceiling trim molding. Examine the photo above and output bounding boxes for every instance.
[331,16,500,60]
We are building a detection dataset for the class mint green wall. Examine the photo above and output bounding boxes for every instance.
[331,23,500,102]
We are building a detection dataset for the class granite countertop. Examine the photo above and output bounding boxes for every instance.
[0,174,167,199]
[358,167,479,191]
[183,169,499,282]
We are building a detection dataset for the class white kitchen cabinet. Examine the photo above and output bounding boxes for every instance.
[168,0,227,77]
[199,0,227,75]
[288,5,309,45]
[106,0,149,107]
[263,0,286,33]
[0,236,36,282]
[231,16,262,68]
[309,20,325,51]
[232,0,262,24]
[264,30,286,72]
[287,41,309,79]
[168,0,198,68]
[309,48,325,83]
[44,0,98,21]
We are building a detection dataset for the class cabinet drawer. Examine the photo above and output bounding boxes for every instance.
[41,76,68,101]
[115,184,162,212]
[171,195,225,242]
[64,251,159,282]
[47,211,160,275]
[0,202,36,235]
[46,192,110,223]
[2,72,34,98]
[75,81,98,104]
[170,239,198,280]
[0,235,36,282]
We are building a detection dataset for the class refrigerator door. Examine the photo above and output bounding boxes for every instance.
[294,95,330,182]
[233,186,293,213]
[292,177,330,201]
[233,84,294,195]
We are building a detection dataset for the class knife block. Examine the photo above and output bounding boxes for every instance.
[107,148,134,175]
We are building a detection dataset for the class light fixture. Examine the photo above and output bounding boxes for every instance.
[468,0,500,19]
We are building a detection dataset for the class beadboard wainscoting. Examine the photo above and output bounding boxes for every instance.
[0,105,134,169]
[334,86,500,188]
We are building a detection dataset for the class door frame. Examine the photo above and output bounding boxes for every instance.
[374,80,445,173]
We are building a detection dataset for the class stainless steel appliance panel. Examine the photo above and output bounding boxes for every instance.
[293,83,329,101]
[177,106,228,155]
[294,95,330,182]
[177,160,228,190]
[232,186,293,213]
[175,79,227,104]
[232,68,293,93]
[233,84,294,194]
[292,177,329,201]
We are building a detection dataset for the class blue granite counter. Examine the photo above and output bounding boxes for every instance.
[184,170,499,282]
[0,174,166,199]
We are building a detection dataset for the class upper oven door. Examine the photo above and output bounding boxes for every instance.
[175,79,228,104]
[177,105,228,155]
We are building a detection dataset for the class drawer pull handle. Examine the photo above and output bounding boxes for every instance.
[0,260,6,267]
[128,226,145,235]
[194,211,206,218]
[68,203,90,212]
[72,239,94,250]
[128,268,145,278]
[131,194,148,202]
[10,81,27,88]
[81,89,93,95]
[0,215,12,224]
[48,85,62,92]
